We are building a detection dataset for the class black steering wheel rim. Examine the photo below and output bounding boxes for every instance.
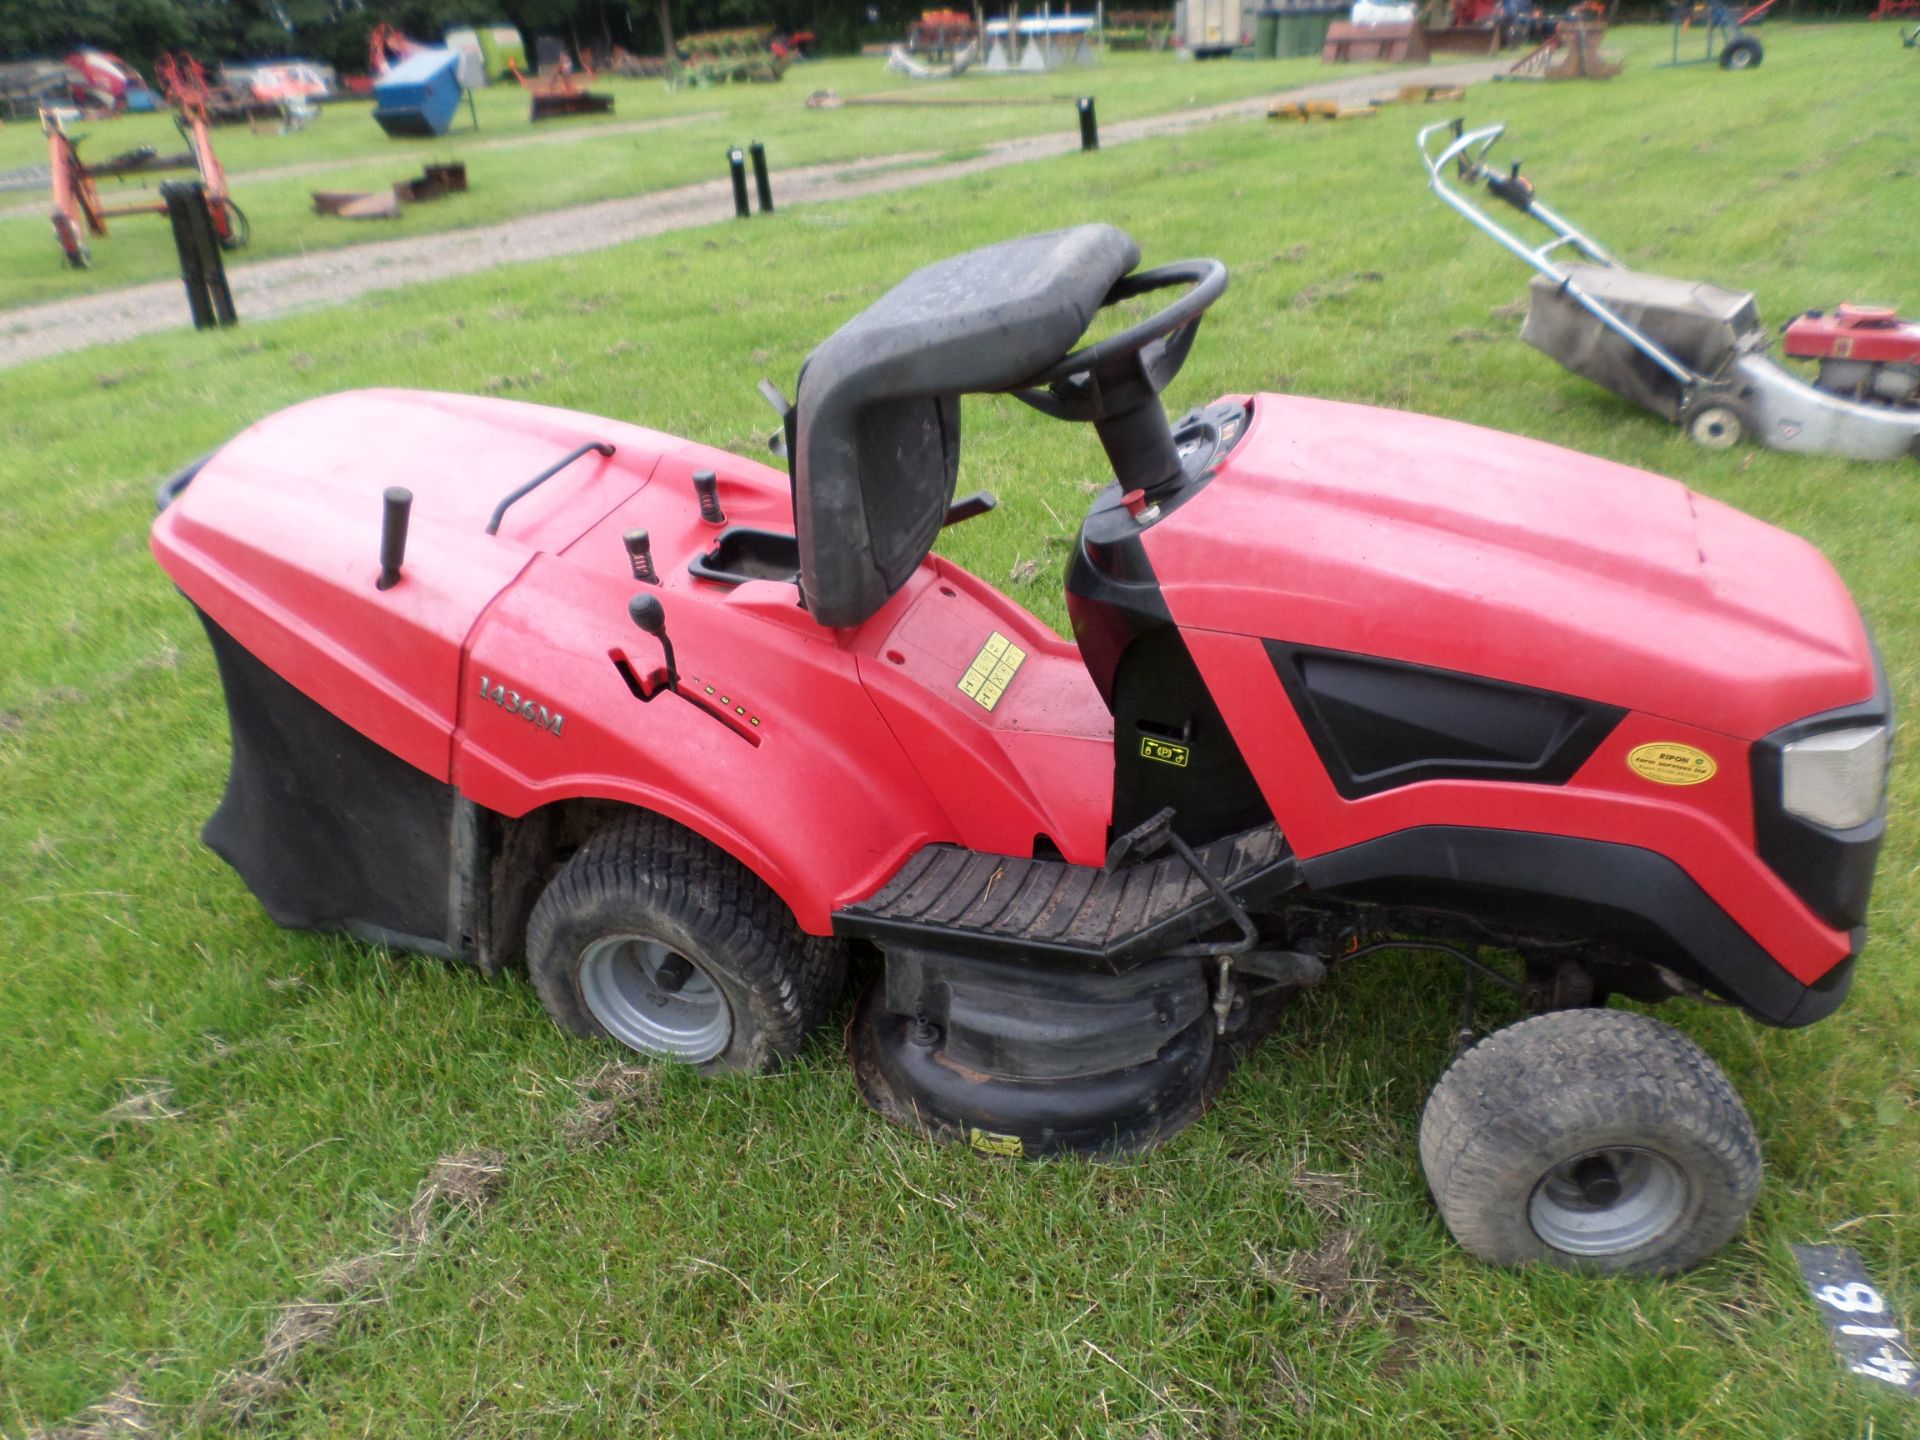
[1014,257,1229,393]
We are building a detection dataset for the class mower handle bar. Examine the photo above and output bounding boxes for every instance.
[1417,119,1701,391]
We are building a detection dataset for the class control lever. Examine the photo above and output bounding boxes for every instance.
[691,468,726,525]
[622,528,659,584]
[758,378,794,462]
[627,592,678,697]
[941,491,997,528]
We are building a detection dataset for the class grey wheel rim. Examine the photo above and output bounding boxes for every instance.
[1690,407,1740,449]
[577,934,731,1063]
[1528,1146,1689,1257]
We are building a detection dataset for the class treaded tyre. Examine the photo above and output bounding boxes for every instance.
[526,811,846,1075]
[1719,35,1762,69]
[1419,1009,1761,1274]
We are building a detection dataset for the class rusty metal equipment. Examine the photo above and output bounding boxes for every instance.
[314,161,467,220]
[43,93,246,269]
[155,50,290,127]
[1504,21,1622,78]
[509,55,614,121]
[1322,20,1430,62]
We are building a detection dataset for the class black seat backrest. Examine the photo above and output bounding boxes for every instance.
[793,224,1141,627]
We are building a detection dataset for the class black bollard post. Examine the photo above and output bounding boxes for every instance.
[190,188,237,327]
[748,140,774,213]
[161,182,214,330]
[727,147,750,219]
[161,182,237,330]
[1077,96,1099,152]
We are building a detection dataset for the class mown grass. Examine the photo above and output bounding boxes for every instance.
[0,49,1359,311]
[3,21,1918,1438]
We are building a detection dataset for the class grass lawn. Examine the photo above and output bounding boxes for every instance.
[3,21,1918,1438]
[0,49,1362,312]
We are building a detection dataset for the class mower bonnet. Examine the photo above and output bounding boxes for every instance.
[793,223,1140,626]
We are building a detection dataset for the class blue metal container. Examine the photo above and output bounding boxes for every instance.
[372,49,463,138]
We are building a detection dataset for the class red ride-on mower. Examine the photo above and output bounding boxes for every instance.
[152,227,1893,1273]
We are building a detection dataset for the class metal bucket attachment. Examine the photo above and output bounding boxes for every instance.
[1524,265,1763,421]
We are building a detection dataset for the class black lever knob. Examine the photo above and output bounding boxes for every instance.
[629,592,666,636]
[623,527,659,584]
[376,486,412,591]
[628,592,677,687]
[692,468,726,525]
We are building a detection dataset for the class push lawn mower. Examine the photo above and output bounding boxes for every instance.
[153,225,1893,1274]
[1421,120,1920,460]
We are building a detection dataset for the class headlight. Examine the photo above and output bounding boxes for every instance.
[1780,725,1891,831]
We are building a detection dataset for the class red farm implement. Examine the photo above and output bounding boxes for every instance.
[508,55,614,120]
[45,62,246,269]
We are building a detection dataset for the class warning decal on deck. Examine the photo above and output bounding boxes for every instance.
[968,1127,1025,1158]
[957,631,1027,712]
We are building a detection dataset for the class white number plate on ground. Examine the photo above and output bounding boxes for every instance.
[1793,1244,1918,1395]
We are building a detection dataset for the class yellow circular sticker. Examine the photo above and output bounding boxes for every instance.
[1627,742,1717,787]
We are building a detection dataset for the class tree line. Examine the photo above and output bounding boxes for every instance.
[0,0,1889,80]
[0,0,944,76]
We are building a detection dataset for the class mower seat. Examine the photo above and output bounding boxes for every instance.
[793,224,1141,627]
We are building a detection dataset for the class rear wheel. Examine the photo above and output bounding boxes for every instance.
[526,811,846,1074]
[1687,402,1747,450]
[1719,35,1762,68]
[1419,1009,1761,1273]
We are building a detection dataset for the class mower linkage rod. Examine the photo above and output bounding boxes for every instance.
[1417,120,1698,391]
[1339,937,1526,995]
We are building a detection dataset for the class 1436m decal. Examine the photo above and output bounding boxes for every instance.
[479,676,564,736]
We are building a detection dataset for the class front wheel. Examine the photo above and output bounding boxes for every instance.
[1719,35,1763,69]
[1418,1009,1761,1273]
[526,811,847,1074]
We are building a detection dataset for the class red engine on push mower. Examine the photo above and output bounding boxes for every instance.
[152,225,1893,1274]
[1782,305,1920,410]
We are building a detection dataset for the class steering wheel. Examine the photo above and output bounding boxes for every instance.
[1010,259,1227,418]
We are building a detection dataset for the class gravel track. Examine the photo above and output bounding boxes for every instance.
[0,60,1505,372]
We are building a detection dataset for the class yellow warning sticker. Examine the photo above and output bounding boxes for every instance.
[1140,736,1191,768]
[968,1127,1025,1158]
[1627,742,1717,787]
[958,630,1027,712]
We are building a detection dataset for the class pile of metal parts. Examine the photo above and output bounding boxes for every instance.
[1504,20,1622,79]
[1419,119,1920,460]
[313,162,468,221]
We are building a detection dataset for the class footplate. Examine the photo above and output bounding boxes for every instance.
[833,823,1295,966]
